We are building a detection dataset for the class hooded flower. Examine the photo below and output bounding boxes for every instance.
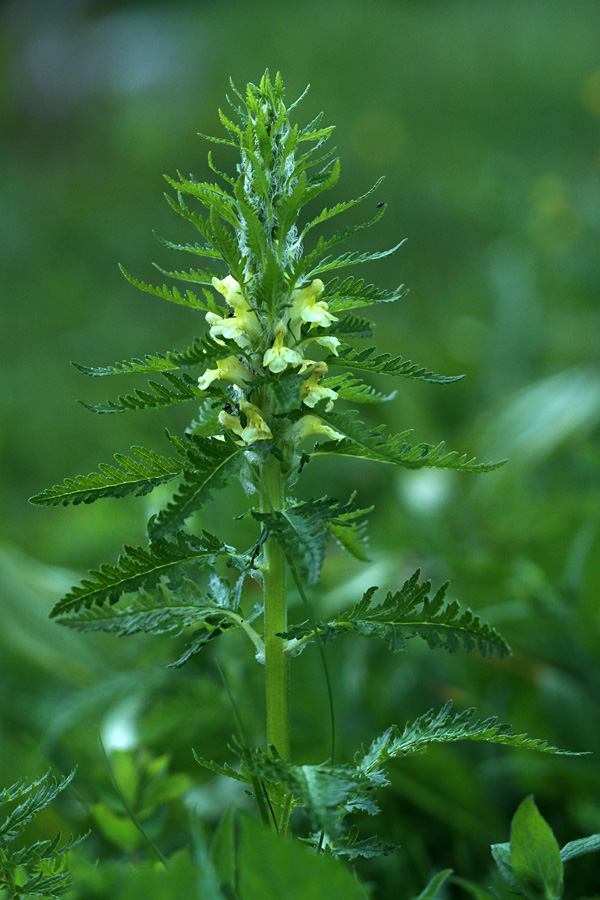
[263,321,303,374]
[207,275,261,347]
[292,415,345,443]
[301,362,338,411]
[198,356,249,391]
[288,279,338,338]
[218,400,273,444]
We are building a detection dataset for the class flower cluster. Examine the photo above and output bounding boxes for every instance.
[197,275,344,448]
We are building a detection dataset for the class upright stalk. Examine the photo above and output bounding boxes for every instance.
[261,451,290,761]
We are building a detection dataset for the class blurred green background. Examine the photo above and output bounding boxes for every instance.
[1,0,600,896]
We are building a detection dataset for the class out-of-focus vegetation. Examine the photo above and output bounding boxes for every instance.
[1,0,599,896]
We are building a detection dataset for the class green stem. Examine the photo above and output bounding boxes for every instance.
[261,451,290,761]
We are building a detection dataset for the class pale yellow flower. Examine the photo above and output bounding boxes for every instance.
[311,335,340,355]
[288,279,338,338]
[292,415,344,443]
[239,399,273,442]
[198,356,249,391]
[208,275,261,345]
[263,321,303,373]
[218,409,245,439]
[301,362,338,411]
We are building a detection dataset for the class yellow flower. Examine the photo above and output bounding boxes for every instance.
[292,415,344,443]
[239,399,273,442]
[263,321,303,373]
[300,362,338,411]
[207,274,261,346]
[198,356,249,391]
[310,335,341,355]
[218,400,273,444]
[288,279,338,337]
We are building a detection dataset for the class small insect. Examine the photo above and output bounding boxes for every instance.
[376,200,386,208]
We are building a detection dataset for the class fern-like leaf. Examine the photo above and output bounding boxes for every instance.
[56,574,254,667]
[149,433,242,537]
[0,770,82,900]
[50,531,231,617]
[279,570,510,659]
[81,371,205,414]
[252,495,369,584]
[357,703,583,779]
[29,447,182,507]
[326,275,407,312]
[312,408,507,473]
[322,373,397,404]
[329,313,374,339]
[299,177,384,240]
[330,345,465,385]
[72,335,229,377]
[119,265,216,311]
[245,751,371,839]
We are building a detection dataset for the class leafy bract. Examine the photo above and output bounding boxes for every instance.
[330,344,465,385]
[279,569,510,659]
[312,408,506,472]
[81,372,205,414]
[72,335,228,377]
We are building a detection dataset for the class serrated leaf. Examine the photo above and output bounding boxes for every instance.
[50,531,231,617]
[71,335,228,377]
[56,575,251,666]
[81,371,205,414]
[252,495,366,584]
[312,408,507,473]
[300,177,384,240]
[329,313,374,339]
[357,703,581,781]
[245,751,370,839]
[322,372,397,404]
[149,434,242,537]
[29,447,182,507]
[119,265,214,311]
[330,344,465,385]
[326,275,406,312]
[280,569,510,659]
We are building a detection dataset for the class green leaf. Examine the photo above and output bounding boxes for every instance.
[322,372,397,404]
[357,703,580,779]
[248,752,368,839]
[50,531,230,617]
[410,870,454,899]
[251,495,366,584]
[81,371,205,414]
[491,842,521,892]
[149,433,242,537]
[71,335,228,377]
[300,177,384,240]
[326,275,406,312]
[280,570,510,659]
[560,833,600,863]
[119,265,215,311]
[306,240,405,279]
[55,574,252,666]
[296,205,388,279]
[29,447,182,507]
[329,313,374,339]
[510,797,564,900]
[236,813,366,900]
[330,344,465,384]
[312,408,507,473]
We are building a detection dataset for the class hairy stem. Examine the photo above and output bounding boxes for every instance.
[261,451,290,761]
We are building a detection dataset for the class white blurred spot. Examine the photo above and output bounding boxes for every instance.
[398,468,452,516]
[101,696,140,752]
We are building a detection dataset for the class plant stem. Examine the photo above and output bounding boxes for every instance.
[261,451,290,761]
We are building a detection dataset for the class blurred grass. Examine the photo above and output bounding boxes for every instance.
[1,0,599,895]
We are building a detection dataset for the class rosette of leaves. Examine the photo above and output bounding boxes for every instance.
[31,72,577,864]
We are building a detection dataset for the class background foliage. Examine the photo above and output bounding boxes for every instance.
[1,0,599,896]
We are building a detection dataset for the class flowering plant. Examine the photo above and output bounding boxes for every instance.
[27,72,599,899]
